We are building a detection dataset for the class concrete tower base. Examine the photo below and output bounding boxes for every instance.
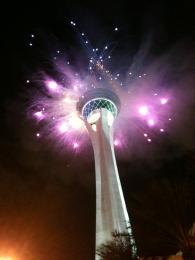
[86,108,132,260]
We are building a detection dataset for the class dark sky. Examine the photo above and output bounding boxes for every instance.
[1,1,195,259]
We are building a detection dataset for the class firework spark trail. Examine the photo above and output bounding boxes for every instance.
[28,21,173,152]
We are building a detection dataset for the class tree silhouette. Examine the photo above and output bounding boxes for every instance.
[96,231,137,260]
[129,176,195,258]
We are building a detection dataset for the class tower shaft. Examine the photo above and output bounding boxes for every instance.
[86,109,131,260]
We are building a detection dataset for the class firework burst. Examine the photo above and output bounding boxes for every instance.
[28,21,173,153]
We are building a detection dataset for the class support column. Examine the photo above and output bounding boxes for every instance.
[86,108,131,260]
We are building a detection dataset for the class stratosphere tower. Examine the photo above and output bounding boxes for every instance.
[77,88,137,260]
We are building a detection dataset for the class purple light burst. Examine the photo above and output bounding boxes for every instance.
[73,142,79,149]
[34,111,45,120]
[160,98,168,105]
[46,80,59,91]
[58,122,68,133]
[114,139,120,146]
[138,106,149,116]
[148,118,155,126]
[28,23,174,154]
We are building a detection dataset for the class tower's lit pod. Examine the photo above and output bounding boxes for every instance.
[77,88,136,260]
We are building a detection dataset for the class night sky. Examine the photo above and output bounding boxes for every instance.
[1,1,195,259]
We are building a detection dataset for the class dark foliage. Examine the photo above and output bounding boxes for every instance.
[96,232,137,260]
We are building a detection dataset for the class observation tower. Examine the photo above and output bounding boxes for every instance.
[77,88,136,259]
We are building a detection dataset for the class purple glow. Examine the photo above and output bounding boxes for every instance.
[160,98,168,105]
[73,85,78,91]
[73,142,79,149]
[148,119,155,126]
[147,138,152,142]
[47,80,58,91]
[58,122,68,133]
[114,139,120,146]
[29,64,172,152]
[34,111,44,120]
[28,28,174,154]
[69,115,84,130]
[138,106,149,116]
